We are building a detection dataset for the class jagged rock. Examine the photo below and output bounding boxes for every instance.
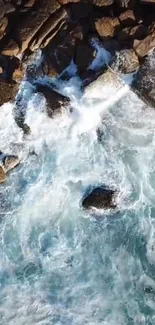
[93,0,114,6]
[119,9,137,26]
[116,0,135,7]
[2,154,20,173]
[82,186,117,210]
[0,17,8,40]
[58,0,80,3]
[0,166,6,183]
[43,24,84,75]
[35,84,71,117]
[133,31,155,57]
[1,39,19,56]
[0,81,18,106]
[133,50,155,107]
[95,17,120,40]
[29,8,68,51]
[75,43,96,73]
[5,2,15,13]
[118,24,147,43]
[24,0,37,7]
[111,49,139,73]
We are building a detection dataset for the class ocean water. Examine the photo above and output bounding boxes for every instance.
[0,67,155,325]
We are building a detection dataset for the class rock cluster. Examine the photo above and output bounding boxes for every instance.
[0,0,154,101]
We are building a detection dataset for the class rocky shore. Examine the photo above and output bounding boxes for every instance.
[1,0,155,209]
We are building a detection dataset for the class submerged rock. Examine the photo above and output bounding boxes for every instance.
[82,186,117,210]
[35,84,71,118]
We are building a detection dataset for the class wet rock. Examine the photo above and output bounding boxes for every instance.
[43,24,83,75]
[118,24,147,43]
[82,186,117,210]
[133,31,155,58]
[2,154,20,173]
[116,0,135,7]
[75,43,96,73]
[133,50,155,107]
[0,166,6,183]
[119,9,137,26]
[35,84,71,117]
[0,0,5,20]
[95,17,120,40]
[0,17,8,40]
[1,39,20,56]
[111,49,139,73]
[93,0,114,6]
[29,8,68,51]
[0,81,18,106]
[58,0,80,3]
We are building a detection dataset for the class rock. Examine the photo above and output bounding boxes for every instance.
[116,0,135,7]
[93,0,114,6]
[133,50,155,107]
[0,0,5,20]
[82,186,117,210]
[58,0,80,3]
[4,2,15,13]
[35,84,71,117]
[0,17,8,40]
[43,24,83,76]
[133,31,155,57]
[140,0,155,4]
[1,39,19,56]
[29,8,68,51]
[0,81,18,106]
[0,166,6,183]
[111,49,139,73]
[95,17,120,40]
[2,154,20,173]
[75,43,96,73]
[119,9,137,26]
[118,24,147,43]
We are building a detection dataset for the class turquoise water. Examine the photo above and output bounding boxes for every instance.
[0,78,155,325]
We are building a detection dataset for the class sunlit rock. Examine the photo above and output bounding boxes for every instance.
[2,154,20,173]
[82,186,117,210]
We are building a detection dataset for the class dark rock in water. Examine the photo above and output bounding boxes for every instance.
[132,50,155,107]
[35,84,71,118]
[0,166,6,183]
[2,154,20,173]
[82,186,117,210]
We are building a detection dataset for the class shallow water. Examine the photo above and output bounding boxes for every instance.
[0,75,155,325]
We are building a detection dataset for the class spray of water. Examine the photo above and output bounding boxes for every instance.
[0,61,155,324]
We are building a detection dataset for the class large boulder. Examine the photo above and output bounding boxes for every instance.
[35,84,71,117]
[82,186,117,210]
[133,31,155,58]
[133,50,155,107]
[111,49,139,73]
[95,17,120,40]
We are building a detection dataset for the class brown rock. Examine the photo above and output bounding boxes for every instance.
[1,39,19,56]
[35,84,71,118]
[29,8,68,51]
[75,43,96,73]
[134,31,155,57]
[0,81,18,106]
[2,155,20,173]
[4,3,15,13]
[0,166,6,183]
[0,17,8,40]
[140,0,155,3]
[93,0,114,5]
[111,49,139,73]
[58,0,80,3]
[95,17,120,40]
[24,0,38,7]
[119,9,137,26]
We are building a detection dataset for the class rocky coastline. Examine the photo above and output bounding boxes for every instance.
[1,0,155,209]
